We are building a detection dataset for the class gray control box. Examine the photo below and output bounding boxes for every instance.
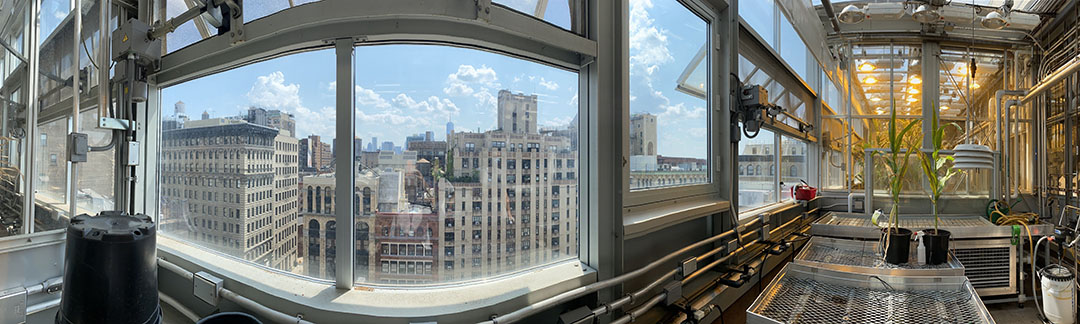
[193,271,224,306]
[68,133,88,163]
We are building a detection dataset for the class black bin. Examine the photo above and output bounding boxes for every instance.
[197,312,262,324]
[57,211,160,324]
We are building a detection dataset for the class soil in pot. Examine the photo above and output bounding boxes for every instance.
[921,229,952,265]
[882,227,913,264]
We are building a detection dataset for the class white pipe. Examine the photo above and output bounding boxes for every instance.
[1004,99,1021,200]
[160,292,201,323]
[157,258,315,324]
[848,192,864,213]
[1023,55,1080,104]
[26,298,61,315]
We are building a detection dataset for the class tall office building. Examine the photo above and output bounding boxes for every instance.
[445,122,454,138]
[497,90,538,134]
[267,110,296,136]
[160,118,300,272]
[437,128,578,281]
[629,113,657,156]
[299,135,333,172]
[381,141,394,152]
[405,134,426,147]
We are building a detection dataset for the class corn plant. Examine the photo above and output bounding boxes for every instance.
[870,107,920,235]
[917,112,961,232]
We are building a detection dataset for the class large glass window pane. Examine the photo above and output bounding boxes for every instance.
[738,129,776,213]
[76,110,116,214]
[778,15,808,84]
[353,44,579,285]
[160,50,332,279]
[35,117,69,225]
[739,0,774,47]
[494,0,577,32]
[245,0,321,23]
[780,135,806,200]
[628,0,709,191]
[0,0,30,237]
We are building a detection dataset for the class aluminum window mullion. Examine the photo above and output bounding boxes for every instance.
[23,0,39,234]
[774,131,781,203]
[333,39,355,289]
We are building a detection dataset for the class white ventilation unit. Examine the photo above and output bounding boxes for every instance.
[1004,12,1041,31]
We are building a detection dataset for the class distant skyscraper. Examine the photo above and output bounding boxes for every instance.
[353,137,364,155]
[497,90,538,134]
[371,137,379,151]
[380,141,394,152]
[201,111,210,120]
[446,122,454,138]
[425,131,434,141]
[405,134,425,147]
[174,101,186,116]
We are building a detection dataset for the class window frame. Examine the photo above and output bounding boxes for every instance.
[140,0,600,319]
[623,0,719,209]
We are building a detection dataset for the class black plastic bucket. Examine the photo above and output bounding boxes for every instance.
[882,228,913,265]
[197,312,262,324]
[922,229,952,265]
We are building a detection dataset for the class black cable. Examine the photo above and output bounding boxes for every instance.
[742,124,760,139]
[869,275,895,291]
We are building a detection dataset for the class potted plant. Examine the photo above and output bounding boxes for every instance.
[871,106,920,264]
[916,112,961,265]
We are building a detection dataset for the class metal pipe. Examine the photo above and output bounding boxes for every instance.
[483,218,761,324]
[609,293,666,324]
[1023,55,1080,104]
[157,258,313,324]
[70,0,83,219]
[99,0,111,122]
[819,0,842,33]
[26,298,61,315]
[148,4,206,40]
[219,289,313,324]
[1004,99,1021,200]
[159,292,200,323]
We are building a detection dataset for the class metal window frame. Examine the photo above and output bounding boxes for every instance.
[144,0,598,296]
[623,0,720,208]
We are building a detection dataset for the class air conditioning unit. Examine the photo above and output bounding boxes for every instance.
[1004,12,1042,31]
[865,2,906,20]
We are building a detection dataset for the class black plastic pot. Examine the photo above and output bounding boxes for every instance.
[197,312,262,324]
[921,229,952,265]
[882,228,913,265]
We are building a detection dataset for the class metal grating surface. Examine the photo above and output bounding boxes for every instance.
[801,241,954,270]
[822,214,992,228]
[955,247,1012,289]
[753,276,989,324]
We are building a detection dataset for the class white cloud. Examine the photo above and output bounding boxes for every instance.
[657,103,706,124]
[567,94,578,106]
[444,64,498,97]
[473,89,498,113]
[356,86,391,109]
[539,77,559,91]
[629,0,672,77]
[246,71,335,138]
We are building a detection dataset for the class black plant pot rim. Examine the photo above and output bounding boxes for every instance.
[882,227,913,235]
[921,229,952,236]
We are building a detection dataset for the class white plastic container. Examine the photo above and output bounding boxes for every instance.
[1040,264,1076,324]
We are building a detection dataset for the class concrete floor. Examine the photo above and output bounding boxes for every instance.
[985,301,1045,324]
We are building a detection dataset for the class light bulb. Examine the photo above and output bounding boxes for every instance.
[909,76,922,85]
[906,97,918,102]
[972,82,981,89]
[859,62,876,71]
[908,87,920,95]
[863,76,878,84]
[870,97,882,102]
[941,105,950,110]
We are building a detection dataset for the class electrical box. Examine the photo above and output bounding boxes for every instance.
[68,133,88,163]
[127,142,140,166]
[112,18,162,65]
[193,271,224,306]
[0,287,27,324]
[739,85,769,108]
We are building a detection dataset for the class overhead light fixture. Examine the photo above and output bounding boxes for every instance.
[912,4,941,23]
[839,5,867,24]
[870,97,882,102]
[981,11,1009,29]
[906,97,918,102]
[909,75,922,85]
[956,63,967,74]
[908,87,920,95]
[863,76,878,84]
[875,107,886,114]
[941,105,950,110]
[972,82,981,89]
[859,62,876,71]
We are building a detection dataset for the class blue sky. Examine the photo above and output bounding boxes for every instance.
[161,0,708,158]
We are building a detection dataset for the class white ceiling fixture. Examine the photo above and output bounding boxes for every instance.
[912,4,941,23]
[838,5,866,24]
[981,11,1008,29]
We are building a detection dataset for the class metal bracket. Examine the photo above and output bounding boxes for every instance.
[225,0,245,45]
[44,277,63,294]
[476,0,492,21]
[557,306,593,324]
[759,214,771,242]
[100,117,138,130]
[663,281,683,306]
[678,257,698,280]
[193,271,224,306]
